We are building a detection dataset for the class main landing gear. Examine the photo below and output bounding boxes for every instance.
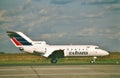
[49,50,64,64]
[90,56,97,63]
[51,57,58,64]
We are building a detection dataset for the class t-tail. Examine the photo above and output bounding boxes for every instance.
[7,31,33,47]
[7,31,109,64]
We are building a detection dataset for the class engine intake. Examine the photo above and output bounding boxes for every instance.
[19,47,24,51]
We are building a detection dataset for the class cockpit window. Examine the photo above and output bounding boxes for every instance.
[95,47,99,49]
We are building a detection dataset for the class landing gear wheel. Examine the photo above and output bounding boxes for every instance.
[51,58,57,64]
[90,57,97,64]
[90,60,95,63]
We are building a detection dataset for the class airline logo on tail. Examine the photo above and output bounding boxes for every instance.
[7,31,32,47]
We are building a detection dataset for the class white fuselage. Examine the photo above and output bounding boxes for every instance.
[21,42,109,57]
[48,45,109,56]
[7,31,109,63]
[7,31,109,58]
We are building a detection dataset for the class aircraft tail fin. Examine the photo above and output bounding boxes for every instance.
[7,31,32,47]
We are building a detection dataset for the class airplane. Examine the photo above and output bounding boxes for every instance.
[7,31,109,64]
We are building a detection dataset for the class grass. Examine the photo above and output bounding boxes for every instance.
[0,53,49,65]
[0,52,120,65]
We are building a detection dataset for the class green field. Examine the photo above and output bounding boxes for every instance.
[0,52,120,65]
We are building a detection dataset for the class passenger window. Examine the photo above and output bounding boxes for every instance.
[87,46,90,48]
[95,47,99,49]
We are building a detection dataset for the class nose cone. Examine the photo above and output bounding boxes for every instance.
[97,49,109,56]
[103,50,109,56]
[105,51,109,56]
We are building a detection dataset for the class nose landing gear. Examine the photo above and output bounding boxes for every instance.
[90,56,97,63]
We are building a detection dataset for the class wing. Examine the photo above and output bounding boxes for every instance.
[43,48,55,57]
[43,48,64,58]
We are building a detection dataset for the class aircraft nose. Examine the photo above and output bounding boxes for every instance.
[104,51,109,56]
[100,50,109,56]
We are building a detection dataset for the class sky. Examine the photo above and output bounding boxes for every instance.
[0,0,120,53]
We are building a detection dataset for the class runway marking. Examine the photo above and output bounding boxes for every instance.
[0,66,119,71]
[0,65,119,78]
[0,73,120,77]
[0,68,91,71]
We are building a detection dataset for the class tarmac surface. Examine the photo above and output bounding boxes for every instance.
[0,65,120,78]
